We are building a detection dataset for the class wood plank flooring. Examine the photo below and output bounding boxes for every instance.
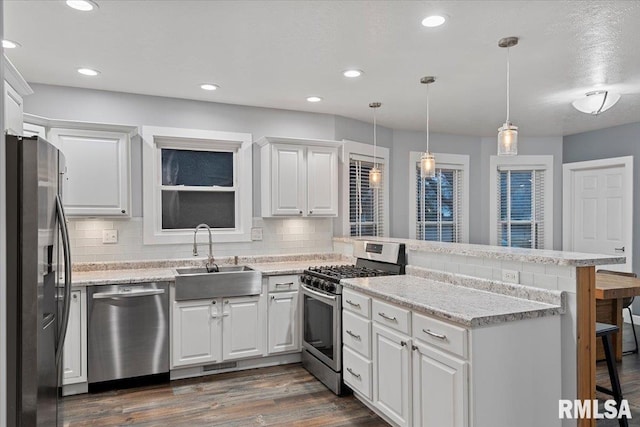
[62,364,387,426]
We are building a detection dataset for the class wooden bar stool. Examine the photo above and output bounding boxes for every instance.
[596,322,629,427]
[597,269,639,355]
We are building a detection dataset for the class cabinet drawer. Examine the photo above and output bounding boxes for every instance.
[342,310,371,359]
[343,289,371,318]
[413,313,468,359]
[372,299,411,335]
[267,275,299,292]
[343,347,372,400]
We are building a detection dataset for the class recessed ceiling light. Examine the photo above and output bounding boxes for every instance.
[77,68,100,76]
[66,0,98,11]
[2,40,21,49]
[343,69,363,78]
[421,15,446,27]
[200,83,219,91]
[306,96,323,103]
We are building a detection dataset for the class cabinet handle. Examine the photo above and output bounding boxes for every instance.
[378,312,397,322]
[345,299,361,308]
[345,330,361,340]
[346,367,361,379]
[271,295,276,300]
[275,282,294,288]
[225,300,229,304]
[400,341,407,347]
[423,329,447,340]
[615,246,625,252]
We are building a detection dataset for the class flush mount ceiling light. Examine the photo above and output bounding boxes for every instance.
[421,15,446,27]
[369,102,382,189]
[572,90,621,115]
[306,96,323,103]
[2,39,21,49]
[420,76,436,178]
[343,69,363,78]
[66,0,98,11]
[497,36,519,156]
[77,67,100,76]
[200,83,219,91]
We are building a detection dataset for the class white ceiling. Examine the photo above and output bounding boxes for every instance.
[4,0,640,136]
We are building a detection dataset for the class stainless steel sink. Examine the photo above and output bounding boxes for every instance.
[174,265,261,300]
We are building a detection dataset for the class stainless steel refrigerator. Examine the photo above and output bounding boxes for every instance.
[5,135,72,426]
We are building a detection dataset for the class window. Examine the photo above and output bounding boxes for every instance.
[409,153,469,243]
[142,126,252,244]
[349,157,384,236]
[490,155,553,249]
[341,140,389,237]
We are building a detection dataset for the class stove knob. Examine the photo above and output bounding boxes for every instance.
[312,278,321,288]
[325,283,335,293]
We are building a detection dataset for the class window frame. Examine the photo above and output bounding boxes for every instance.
[341,140,389,237]
[489,155,554,249]
[142,126,252,244]
[409,152,469,243]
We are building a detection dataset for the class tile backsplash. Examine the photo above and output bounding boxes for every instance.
[69,217,334,263]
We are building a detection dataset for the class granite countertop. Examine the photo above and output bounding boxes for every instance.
[341,275,565,328]
[334,236,625,267]
[71,257,354,287]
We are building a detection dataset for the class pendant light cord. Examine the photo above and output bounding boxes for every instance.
[373,107,378,168]
[426,83,430,153]
[506,46,510,123]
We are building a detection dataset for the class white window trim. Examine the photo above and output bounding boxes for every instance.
[340,139,390,237]
[489,155,554,249]
[142,126,252,245]
[409,152,470,242]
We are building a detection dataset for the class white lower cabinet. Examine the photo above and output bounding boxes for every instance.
[63,289,87,386]
[372,324,412,427]
[172,299,221,367]
[222,296,264,360]
[267,291,300,354]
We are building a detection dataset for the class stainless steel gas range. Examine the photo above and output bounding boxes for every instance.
[300,241,406,395]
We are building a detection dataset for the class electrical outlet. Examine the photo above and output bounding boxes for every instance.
[102,229,118,244]
[251,227,263,241]
[502,269,520,284]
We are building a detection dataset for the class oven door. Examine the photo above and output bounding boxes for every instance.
[301,284,341,371]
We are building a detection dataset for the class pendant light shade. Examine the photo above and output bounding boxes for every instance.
[497,37,519,156]
[420,76,436,178]
[369,102,382,189]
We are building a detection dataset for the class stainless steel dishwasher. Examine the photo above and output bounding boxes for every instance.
[88,282,169,383]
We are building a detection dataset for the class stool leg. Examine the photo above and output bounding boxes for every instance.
[602,334,628,427]
[625,307,639,354]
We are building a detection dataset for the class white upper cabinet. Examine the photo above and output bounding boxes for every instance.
[258,136,340,217]
[3,56,33,136]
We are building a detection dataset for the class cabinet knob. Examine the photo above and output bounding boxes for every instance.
[224,300,229,304]
[299,210,303,215]
[212,301,216,305]
[72,294,77,300]
[121,209,126,214]
[309,210,313,214]
[271,295,275,300]
[400,341,407,347]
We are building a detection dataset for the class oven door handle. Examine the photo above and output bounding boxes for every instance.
[301,284,337,303]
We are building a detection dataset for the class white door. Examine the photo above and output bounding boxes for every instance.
[222,296,264,360]
[172,299,221,367]
[267,291,299,354]
[307,146,338,216]
[563,156,633,272]
[372,324,411,427]
[271,144,305,216]
[412,341,468,427]
[62,291,85,384]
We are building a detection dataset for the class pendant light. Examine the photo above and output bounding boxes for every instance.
[497,36,519,156]
[420,76,436,178]
[369,102,382,188]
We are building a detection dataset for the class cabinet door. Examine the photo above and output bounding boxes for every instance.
[63,290,86,384]
[412,341,468,427]
[172,300,221,367]
[271,144,305,216]
[50,128,130,216]
[306,146,338,216]
[222,296,264,360]
[372,324,412,427]
[267,291,299,354]
[4,81,23,135]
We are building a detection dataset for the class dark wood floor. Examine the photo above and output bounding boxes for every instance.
[62,364,387,426]
[597,321,640,426]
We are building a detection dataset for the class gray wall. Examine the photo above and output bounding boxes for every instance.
[564,122,640,314]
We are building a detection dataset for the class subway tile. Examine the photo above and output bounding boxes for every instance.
[459,263,475,276]
[474,266,493,280]
[522,262,546,274]
[500,260,523,271]
[520,272,535,286]
[533,273,559,290]
[557,277,576,292]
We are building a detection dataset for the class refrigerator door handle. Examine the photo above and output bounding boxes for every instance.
[55,194,73,366]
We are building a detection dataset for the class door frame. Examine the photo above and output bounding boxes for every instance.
[562,155,634,272]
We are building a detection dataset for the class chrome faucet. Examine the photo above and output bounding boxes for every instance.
[193,224,218,272]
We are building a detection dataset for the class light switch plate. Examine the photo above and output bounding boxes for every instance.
[251,227,263,241]
[102,229,118,244]
[502,269,520,284]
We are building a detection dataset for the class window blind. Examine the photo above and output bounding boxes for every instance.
[497,168,545,249]
[415,163,464,243]
[349,157,384,237]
